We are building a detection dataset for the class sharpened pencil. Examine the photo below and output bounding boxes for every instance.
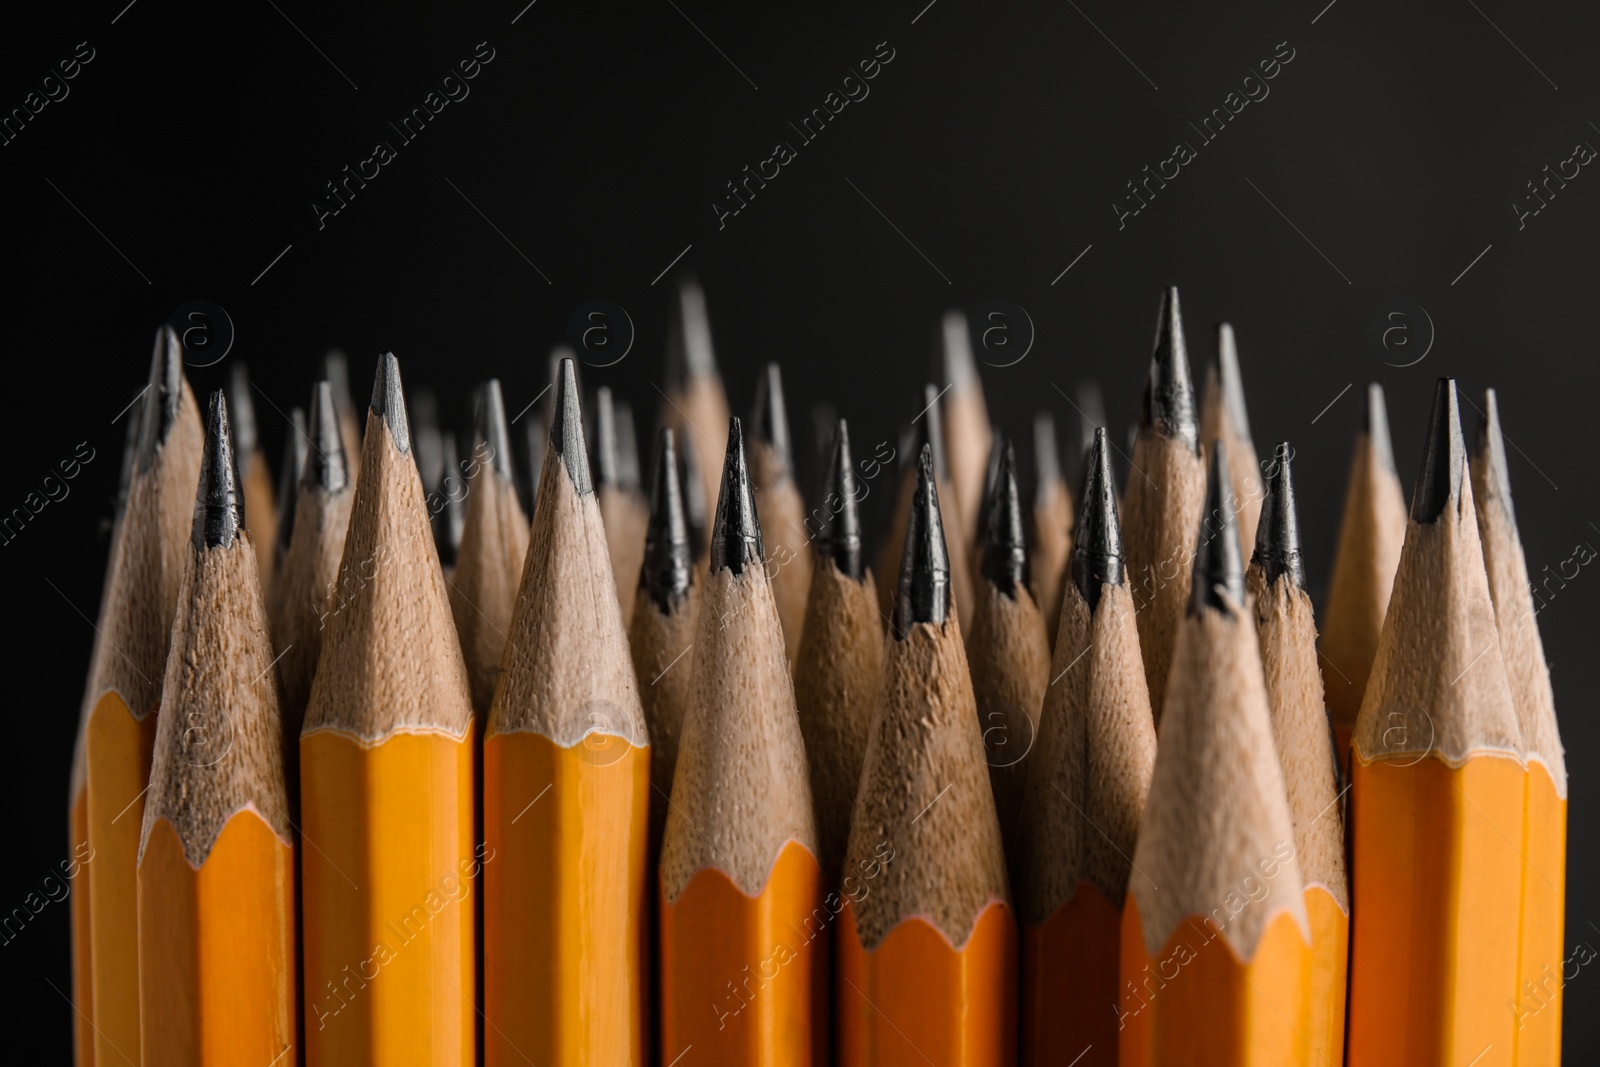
[320,348,362,485]
[1200,323,1261,554]
[659,277,731,524]
[750,363,812,665]
[1029,412,1072,650]
[226,362,280,591]
[271,405,308,578]
[595,386,649,622]
[937,310,992,542]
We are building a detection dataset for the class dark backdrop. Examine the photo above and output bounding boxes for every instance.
[5,0,1597,1056]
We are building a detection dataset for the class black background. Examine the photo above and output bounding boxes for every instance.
[4,0,1597,1056]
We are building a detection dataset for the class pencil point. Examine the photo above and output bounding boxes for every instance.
[915,383,950,483]
[1473,388,1517,530]
[474,379,515,484]
[710,417,762,575]
[1067,379,1105,488]
[980,439,1029,596]
[664,274,718,389]
[1142,286,1198,452]
[551,358,592,496]
[194,390,244,550]
[321,348,353,418]
[1214,323,1252,442]
[1072,428,1125,610]
[138,325,185,464]
[1412,377,1465,524]
[226,362,259,458]
[750,363,793,477]
[896,443,951,633]
[1365,383,1396,474]
[615,399,642,491]
[594,386,623,488]
[1253,442,1305,589]
[1190,440,1245,615]
[1032,412,1062,497]
[369,353,411,454]
[640,427,694,613]
[305,381,349,494]
[275,406,307,558]
[816,419,863,581]
[936,310,977,391]
[678,431,708,559]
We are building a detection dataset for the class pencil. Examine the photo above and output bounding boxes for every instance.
[85,327,203,1067]
[616,397,643,492]
[1118,441,1311,1065]
[793,419,882,884]
[1122,287,1206,723]
[1029,412,1072,650]
[596,385,649,621]
[966,438,1050,872]
[1346,378,1523,1064]
[839,441,1015,1066]
[299,353,478,1065]
[1200,323,1261,553]
[750,363,812,664]
[659,276,731,523]
[937,310,992,541]
[677,430,710,568]
[970,428,1002,589]
[1319,383,1406,767]
[1017,427,1155,1067]
[660,417,824,1065]
[483,357,650,1065]
[434,433,466,571]
[446,380,528,715]
[137,390,297,1064]
[266,382,352,809]
[270,404,308,579]
[321,348,362,484]
[515,407,545,520]
[1245,441,1348,1067]
[226,361,280,590]
[1471,389,1567,1063]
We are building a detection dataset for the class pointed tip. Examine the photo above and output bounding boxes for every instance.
[226,361,259,457]
[1364,382,1396,474]
[914,382,950,482]
[1032,412,1062,492]
[472,380,515,484]
[274,406,308,557]
[710,417,763,575]
[434,434,463,564]
[1067,379,1105,488]
[1213,322,1252,443]
[320,348,353,412]
[304,381,351,494]
[1473,388,1518,530]
[193,390,244,550]
[1253,442,1305,589]
[1142,286,1198,451]
[816,419,863,580]
[594,386,622,488]
[138,325,185,464]
[615,399,642,490]
[1071,428,1125,610]
[973,431,1003,543]
[641,428,694,611]
[678,431,708,558]
[980,439,1029,596]
[369,353,411,454]
[1412,377,1465,524]
[937,310,977,391]
[550,358,592,496]
[664,274,718,388]
[750,362,793,476]
[896,443,952,633]
[1190,441,1246,615]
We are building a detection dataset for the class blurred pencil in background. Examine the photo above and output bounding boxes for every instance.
[225,363,279,590]
[658,277,730,524]
[1028,412,1072,648]
[750,363,812,666]
[320,349,362,485]
[936,310,991,544]
[596,385,648,623]
[1200,323,1261,554]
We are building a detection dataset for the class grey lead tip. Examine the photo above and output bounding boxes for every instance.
[1412,377,1464,524]
[1214,323,1252,443]
[137,325,185,466]
[369,353,411,454]
[594,387,622,488]
[274,406,307,559]
[710,417,763,575]
[1189,440,1246,615]
[615,399,642,491]
[936,310,977,391]
[896,443,951,634]
[1253,442,1304,589]
[304,381,350,495]
[434,434,464,565]
[1072,427,1125,611]
[1067,379,1105,489]
[1142,286,1199,452]
[1473,388,1518,531]
[321,349,353,416]
[473,380,515,484]
[1365,382,1396,475]
[980,439,1029,597]
[750,362,793,478]
[815,419,863,581]
[664,275,718,388]
[1032,412,1062,497]
[915,382,950,483]
[226,362,259,458]
[194,390,244,550]
[641,428,694,613]
[551,358,592,496]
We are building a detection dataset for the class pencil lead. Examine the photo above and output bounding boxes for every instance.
[138,325,185,464]
[750,362,793,477]
[435,434,464,565]
[226,362,259,458]
[641,428,694,612]
[1473,388,1517,530]
[1213,323,1252,442]
[896,443,951,633]
[369,353,411,454]
[475,379,514,483]
[1412,377,1465,524]
[980,438,1029,596]
[550,357,592,496]
[1365,382,1396,475]
[274,406,307,557]
[710,417,763,575]
[1190,440,1245,615]
[304,381,349,494]
[1032,412,1062,499]
[915,382,950,482]
[678,431,708,558]
[194,390,244,550]
[593,387,622,487]
[1071,427,1124,610]
[321,348,353,419]
[1253,442,1305,589]
[935,310,977,391]
[1066,379,1105,489]
[973,433,1001,547]
[816,418,863,581]
[664,274,718,389]
[412,389,444,492]
[1142,286,1199,452]
[615,399,641,491]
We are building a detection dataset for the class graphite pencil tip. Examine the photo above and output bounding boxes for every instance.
[980,438,1029,597]
[435,434,464,564]
[1473,388,1517,530]
[1032,412,1062,497]
[194,389,244,550]
[226,362,259,458]
[137,325,185,465]
[1365,382,1396,474]
[1213,323,1252,443]
[321,348,353,414]
[1071,427,1125,611]
[1190,440,1246,615]
[816,418,863,581]
[936,310,978,391]
[550,357,592,496]
[369,353,411,454]
[974,432,1002,544]
[616,399,642,491]
[896,443,952,634]
[274,406,307,558]
[1067,378,1106,488]
[305,381,350,494]
[1253,442,1305,589]
[915,382,951,483]
[1412,377,1465,524]
[594,386,623,488]
[641,427,694,612]
[1142,286,1199,452]
[710,417,763,576]
[664,274,718,389]
[474,379,515,484]
[750,362,793,477]
[678,431,708,559]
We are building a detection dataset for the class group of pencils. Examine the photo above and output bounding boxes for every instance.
[67,279,1566,1066]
